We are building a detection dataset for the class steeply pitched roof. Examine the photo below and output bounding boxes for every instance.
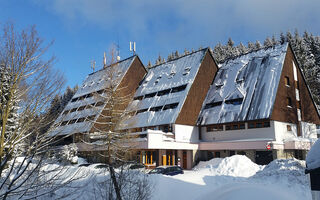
[49,56,137,136]
[199,43,288,125]
[122,49,208,128]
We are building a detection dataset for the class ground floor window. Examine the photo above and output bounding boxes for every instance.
[137,150,156,166]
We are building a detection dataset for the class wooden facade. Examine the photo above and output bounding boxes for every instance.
[176,50,218,125]
[271,45,320,124]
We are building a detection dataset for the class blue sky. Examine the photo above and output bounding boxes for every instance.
[1,0,320,89]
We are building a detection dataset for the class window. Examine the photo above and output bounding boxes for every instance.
[68,119,77,125]
[295,81,299,90]
[160,125,172,133]
[145,92,157,98]
[77,106,86,111]
[183,66,191,75]
[287,125,292,131]
[86,115,96,121]
[248,123,255,129]
[204,101,222,109]
[77,118,85,123]
[150,106,162,112]
[287,97,292,107]
[226,125,231,130]
[256,122,263,128]
[206,125,223,132]
[137,109,148,114]
[239,123,245,129]
[134,96,143,100]
[97,89,104,94]
[248,121,270,129]
[263,121,270,127]
[63,110,69,115]
[86,93,93,98]
[61,121,68,126]
[285,76,290,86]
[225,98,243,105]
[172,84,187,93]
[163,103,179,110]
[95,101,105,107]
[168,71,176,79]
[71,98,78,102]
[155,75,162,84]
[158,89,171,96]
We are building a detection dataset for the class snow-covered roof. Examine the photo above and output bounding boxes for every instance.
[49,56,137,136]
[74,56,136,98]
[122,49,208,128]
[199,43,288,125]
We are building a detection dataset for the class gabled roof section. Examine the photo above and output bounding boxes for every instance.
[74,56,136,98]
[199,43,288,125]
[122,49,208,128]
[49,56,138,136]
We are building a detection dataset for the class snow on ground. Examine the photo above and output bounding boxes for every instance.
[5,155,311,199]
[150,155,311,200]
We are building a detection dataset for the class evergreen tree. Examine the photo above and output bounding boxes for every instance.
[254,40,262,51]
[237,42,247,54]
[264,37,273,48]
[247,42,255,51]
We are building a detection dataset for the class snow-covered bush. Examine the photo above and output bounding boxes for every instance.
[53,144,78,164]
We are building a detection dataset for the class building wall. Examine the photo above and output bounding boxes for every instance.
[174,124,199,143]
[271,47,299,124]
[273,121,298,142]
[271,46,320,125]
[201,122,276,142]
[176,50,218,125]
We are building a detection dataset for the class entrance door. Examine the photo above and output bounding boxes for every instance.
[183,151,187,169]
[166,150,174,166]
[255,151,273,165]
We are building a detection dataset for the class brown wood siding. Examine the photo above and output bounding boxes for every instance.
[295,56,320,124]
[271,47,299,123]
[175,50,218,125]
[271,47,320,124]
[91,57,147,132]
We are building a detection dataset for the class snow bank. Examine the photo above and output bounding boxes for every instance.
[197,183,302,200]
[214,155,262,177]
[194,155,262,177]
[252,159,309,187]
[193,158,223,170]
[306,138,320,170]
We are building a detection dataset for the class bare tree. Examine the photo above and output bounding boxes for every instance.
[0,22,84,199]
[82,48,152,200]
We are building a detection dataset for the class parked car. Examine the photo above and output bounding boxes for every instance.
[148,166,184,176]
[128,163,145,170]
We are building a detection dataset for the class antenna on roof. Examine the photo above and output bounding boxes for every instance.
[90,60,96,72]
[130,41,136,55]
[103,52,107,68]
[116,39,121,61]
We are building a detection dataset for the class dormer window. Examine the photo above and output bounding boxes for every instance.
[155,75,162,84]
[183,66,191,75]
[285,76,290,87]
[168,70,176,79]
[225,98,243,105]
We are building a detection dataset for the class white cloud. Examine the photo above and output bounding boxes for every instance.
[35,0,320,50]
